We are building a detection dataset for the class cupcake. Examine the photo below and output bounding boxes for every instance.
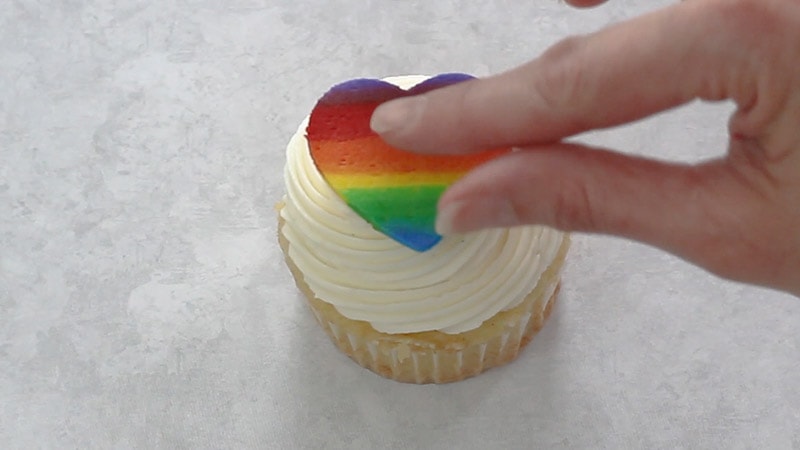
[278,74,569,384]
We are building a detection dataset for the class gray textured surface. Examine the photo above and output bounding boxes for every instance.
[2,1,799,448]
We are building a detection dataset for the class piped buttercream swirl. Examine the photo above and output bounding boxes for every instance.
[280,76,565,334]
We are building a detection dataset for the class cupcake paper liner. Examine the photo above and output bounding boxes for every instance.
[278,209,568,384]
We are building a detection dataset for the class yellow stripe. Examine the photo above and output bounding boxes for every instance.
[324,172,464,189]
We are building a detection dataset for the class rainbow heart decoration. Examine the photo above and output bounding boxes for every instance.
[306,73,509,252]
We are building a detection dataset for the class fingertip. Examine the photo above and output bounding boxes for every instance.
[370,96,427,136]
[435,196,520,235]
[563,0,609,8]
[434,201,459,235]
[435,153,530,234]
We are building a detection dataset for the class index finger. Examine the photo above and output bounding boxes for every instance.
[371,0,757,154]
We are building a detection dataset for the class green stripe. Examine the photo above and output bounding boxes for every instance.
[341,185,445,231]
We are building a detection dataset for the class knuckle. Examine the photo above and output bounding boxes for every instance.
[551,178,599,232]
[713,0,800,159]
[532,36,590,118]
[449,78,505,150]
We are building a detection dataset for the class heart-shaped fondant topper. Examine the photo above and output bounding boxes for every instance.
[306,73,510,252]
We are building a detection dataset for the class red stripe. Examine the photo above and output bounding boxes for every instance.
[310,135,510,174]
[307,103,381,141]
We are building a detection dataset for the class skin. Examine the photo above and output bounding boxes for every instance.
[370,0,800,296]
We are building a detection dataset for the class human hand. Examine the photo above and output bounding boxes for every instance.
[370,0,800,295]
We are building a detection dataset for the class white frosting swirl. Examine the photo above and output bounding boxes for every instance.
[280,76,565,334]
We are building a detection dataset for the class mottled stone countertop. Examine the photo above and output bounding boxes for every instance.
[2,1,798,448]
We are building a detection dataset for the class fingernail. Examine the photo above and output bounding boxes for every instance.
[370,96,427,134]
[436,197,519,235]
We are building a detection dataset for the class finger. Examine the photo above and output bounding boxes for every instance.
[371,0,757,154]
[434,143,779,286]
[435,144,707,244]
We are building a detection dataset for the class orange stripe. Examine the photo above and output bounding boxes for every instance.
[325,172,463,190]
